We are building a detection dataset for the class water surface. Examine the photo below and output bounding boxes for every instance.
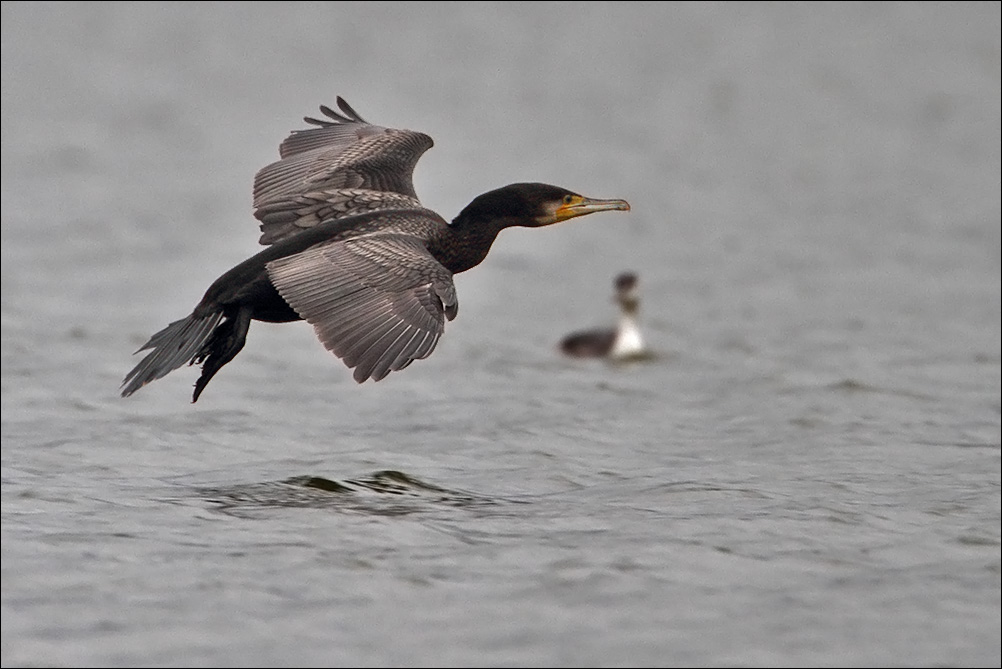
[2,3,999,667]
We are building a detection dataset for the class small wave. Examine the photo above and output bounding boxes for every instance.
[191,470,503,516]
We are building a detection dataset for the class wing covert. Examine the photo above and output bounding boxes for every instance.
[265,233,458,383]
[253,97,434,246]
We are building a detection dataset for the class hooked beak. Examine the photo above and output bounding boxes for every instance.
[554,196,631,223]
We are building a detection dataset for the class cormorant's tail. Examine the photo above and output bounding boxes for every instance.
[121,311,226,400]
[190,308,252,402]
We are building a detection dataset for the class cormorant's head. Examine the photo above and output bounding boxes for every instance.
[455,182,630,228]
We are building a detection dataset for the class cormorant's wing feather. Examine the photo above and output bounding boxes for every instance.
[307,97,366,126]
[253,97,434,246]
[254,189,423,245]
[265,233,457,383]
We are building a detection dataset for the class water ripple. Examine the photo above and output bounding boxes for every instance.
[189,470,507,516]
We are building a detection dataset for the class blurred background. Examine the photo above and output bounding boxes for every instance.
[2,2,999,667]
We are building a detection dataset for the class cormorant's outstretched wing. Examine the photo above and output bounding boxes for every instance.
[266,231,458,383]
[253,97,434,245]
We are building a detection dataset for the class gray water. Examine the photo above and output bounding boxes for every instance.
[2,2,999,667]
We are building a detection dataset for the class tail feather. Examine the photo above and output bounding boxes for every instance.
[121,312,224,397]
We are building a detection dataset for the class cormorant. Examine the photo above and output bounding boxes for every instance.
[559,272,649,360]
[121,97,630,402]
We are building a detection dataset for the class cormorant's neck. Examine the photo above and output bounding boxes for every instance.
[431,212,525,275]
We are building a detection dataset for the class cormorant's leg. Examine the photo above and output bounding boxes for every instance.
[191,307,253,402]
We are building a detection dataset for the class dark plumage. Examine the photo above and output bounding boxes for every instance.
[121,97,630,402]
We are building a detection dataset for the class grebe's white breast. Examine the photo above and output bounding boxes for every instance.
[610,314,646,360]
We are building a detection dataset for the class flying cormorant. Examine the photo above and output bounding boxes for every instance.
[121,97,630,402]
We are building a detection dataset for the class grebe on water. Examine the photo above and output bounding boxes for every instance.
[559,272,649,361]
[121,97,630,402]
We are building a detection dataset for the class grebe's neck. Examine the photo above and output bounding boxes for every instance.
[610,299,646,359]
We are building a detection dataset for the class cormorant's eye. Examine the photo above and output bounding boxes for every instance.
[563,194,575,205]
